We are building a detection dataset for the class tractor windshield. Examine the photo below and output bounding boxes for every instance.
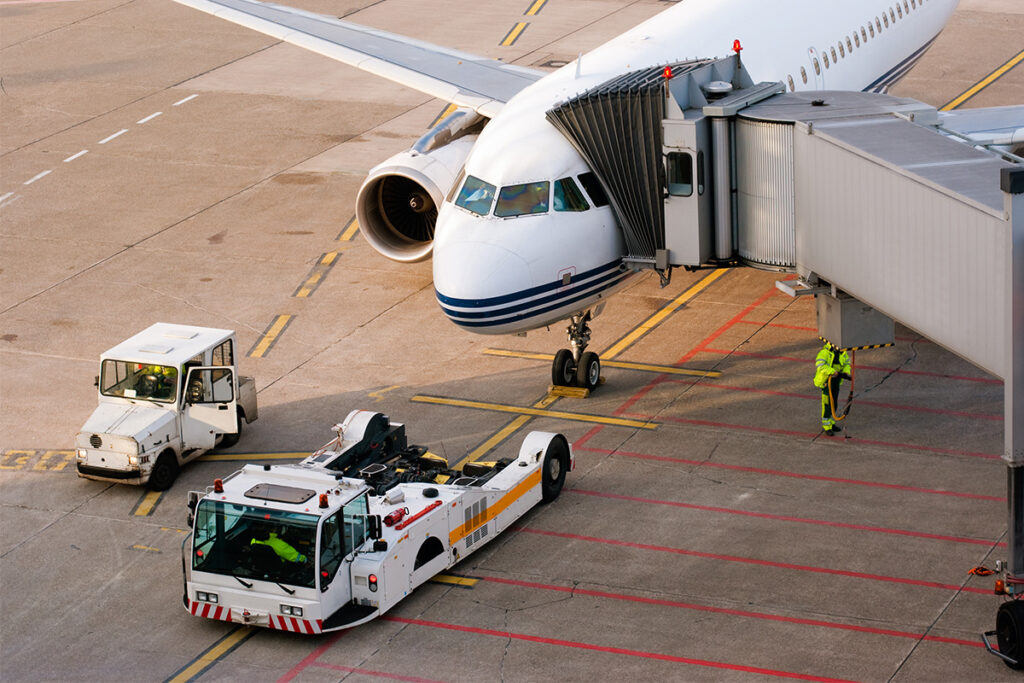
[192,500,317,589]
[100,360,178,403]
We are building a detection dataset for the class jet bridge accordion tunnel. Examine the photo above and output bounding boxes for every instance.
[546,54,787,277]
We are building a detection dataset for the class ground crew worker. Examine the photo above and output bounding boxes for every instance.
[813,341,851,436]
[251,526,308,564]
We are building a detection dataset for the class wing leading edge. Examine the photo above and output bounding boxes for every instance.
[172,0,544,117]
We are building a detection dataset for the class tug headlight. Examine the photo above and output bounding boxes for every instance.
[196,591,218,604]
[281,604,303,617]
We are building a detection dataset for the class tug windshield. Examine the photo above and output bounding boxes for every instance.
[192,500,318,589]
[100,360,178,403]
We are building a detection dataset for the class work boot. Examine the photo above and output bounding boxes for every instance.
[823,427,836,436]
[830,424,842,433]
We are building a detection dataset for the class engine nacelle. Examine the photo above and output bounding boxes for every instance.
[356,109,483,263]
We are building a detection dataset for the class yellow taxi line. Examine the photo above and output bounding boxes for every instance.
[942,49,1024,111]
[482,348,721,378]
[165,627,254,683]
[412,395,658,430]
[247,314,292,358]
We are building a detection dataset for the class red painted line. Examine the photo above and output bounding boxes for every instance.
[517,527,992,595]
[570,488,1004,548]
[480,575,984,649]
[738,319,928,343]
[311,661,446,683]
[575,445,1004,502]
[383,616,859,682]
[574,425,603,450]
[277,630,345,683]
[624,411,1002,460]
[703,348,1002,385]
[660,377,1001,421]
[676,288,781,365]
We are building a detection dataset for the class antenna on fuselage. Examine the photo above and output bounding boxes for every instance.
[575,52,582,79]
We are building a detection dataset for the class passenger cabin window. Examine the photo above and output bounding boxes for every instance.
[897,4,903,18]
[455,175,496,216]
[890,8,896,23]
[553,177,589,212]
[861,27,867,42]
[800,66,808,83]
[787,75,795,91]
[823,52,829,68]
[846,37,853,53]
[667,152,693,197]
[854,32,861,47]
[838,42,845,58]
[883,13,889,28]
[813,57,821,75]
[577,172,610,207]
[868,23,874,38]
[830,47,838,63]
[495,181,549,218]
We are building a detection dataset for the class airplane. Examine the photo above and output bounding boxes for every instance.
[169,0,963,389]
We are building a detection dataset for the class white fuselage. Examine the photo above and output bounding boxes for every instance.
[432,0,958,334]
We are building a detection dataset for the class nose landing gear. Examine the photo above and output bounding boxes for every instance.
[551,311,601,392]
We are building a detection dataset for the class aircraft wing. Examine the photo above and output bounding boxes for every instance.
[172,0,545,117]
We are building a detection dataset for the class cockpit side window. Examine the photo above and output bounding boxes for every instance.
[455,175,497,216]
[495,181,550,218]
[577,172,610,207]
[553,177,589,212]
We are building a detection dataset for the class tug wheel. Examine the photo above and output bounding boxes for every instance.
[997,601,1024,669]
[148,451,179,491]
[541,435,570,502]
[551,349,575,387]
[575,351,600,391]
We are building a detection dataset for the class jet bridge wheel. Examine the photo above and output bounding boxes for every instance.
[541,435,570,502]
[552,349,576,387]
[997,600,1024,669]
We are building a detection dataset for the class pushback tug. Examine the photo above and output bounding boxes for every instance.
[183,410,572,633]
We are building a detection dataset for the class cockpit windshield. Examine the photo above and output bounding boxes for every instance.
[454,175,496,216]
[495,181,550,218]
[100,360,178,403]
[192,500,317,589]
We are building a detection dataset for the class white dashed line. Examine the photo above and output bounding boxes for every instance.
[98,129,128,144]
[173,94,198,106]
[64,150,88,163]
[24,170,51,185]
[137,111,162,124]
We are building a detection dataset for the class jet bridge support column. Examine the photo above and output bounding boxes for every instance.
[1006,167,1024,578]
[989,168,1024,669]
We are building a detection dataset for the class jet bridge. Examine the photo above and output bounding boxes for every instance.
[548,56,1024,662]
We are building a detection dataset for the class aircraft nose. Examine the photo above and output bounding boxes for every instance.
[433,240,531,330]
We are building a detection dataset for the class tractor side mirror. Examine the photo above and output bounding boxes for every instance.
[367,514,382,540]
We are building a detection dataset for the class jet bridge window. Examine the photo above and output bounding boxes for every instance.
[553,177,589,212]
[455,175,497,216]
[495,181,550,218]
[577,172,610,207]
[667,152,693,197]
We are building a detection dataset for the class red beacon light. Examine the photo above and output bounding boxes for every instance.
[733,39,743,53]
[213,478,223,493]
[319,493,329,508]
[663,65,673,80]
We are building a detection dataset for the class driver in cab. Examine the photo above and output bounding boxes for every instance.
[251,524,308,564]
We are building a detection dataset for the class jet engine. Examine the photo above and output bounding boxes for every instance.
[356,109,484,263]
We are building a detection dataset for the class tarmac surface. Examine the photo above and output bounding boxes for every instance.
[1,0,1023,680]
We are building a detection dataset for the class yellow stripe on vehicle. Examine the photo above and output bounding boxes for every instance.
[449,469,542,546]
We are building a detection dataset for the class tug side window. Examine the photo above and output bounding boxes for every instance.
[319,511,343,587]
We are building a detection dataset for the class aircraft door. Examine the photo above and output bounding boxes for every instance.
[807,47,824,89]
[182,366,238,450]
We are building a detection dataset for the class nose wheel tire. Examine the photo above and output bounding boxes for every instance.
[575,351,600,391]
[997,601,1024,669]
[552,349,576,386]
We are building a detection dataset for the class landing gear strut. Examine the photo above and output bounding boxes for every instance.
[551,311,601,391]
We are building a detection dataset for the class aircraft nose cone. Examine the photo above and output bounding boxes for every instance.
[433,241,531,330]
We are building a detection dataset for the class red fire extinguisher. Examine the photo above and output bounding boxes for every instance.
[383,507,409,527]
